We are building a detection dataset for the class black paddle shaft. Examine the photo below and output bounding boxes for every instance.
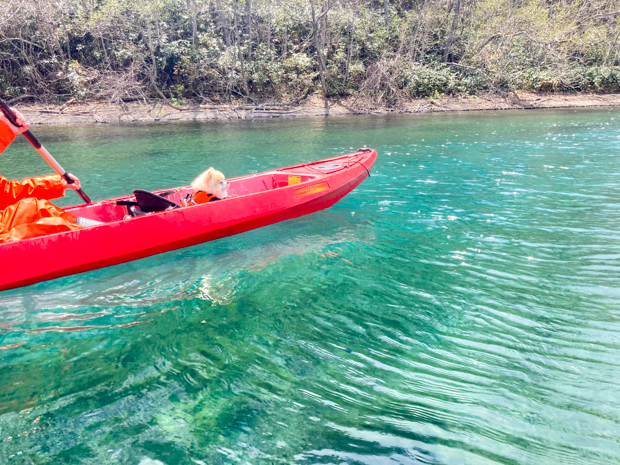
[0,99,91,203]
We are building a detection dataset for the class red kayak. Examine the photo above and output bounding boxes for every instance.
[0,149,377,291]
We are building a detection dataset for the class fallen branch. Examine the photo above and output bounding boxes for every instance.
[7,94,35,104]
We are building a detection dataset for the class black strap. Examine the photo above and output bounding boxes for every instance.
[116,200,139,207]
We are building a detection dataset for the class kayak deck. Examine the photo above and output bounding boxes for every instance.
[0,149,377,291]
[68,171,321,223]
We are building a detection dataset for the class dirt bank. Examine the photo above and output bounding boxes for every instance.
[14,91,620,126]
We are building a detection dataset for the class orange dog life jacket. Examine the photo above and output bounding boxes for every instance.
[181,191,220,207]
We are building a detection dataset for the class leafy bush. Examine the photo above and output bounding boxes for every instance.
[580,66,620,92]
[512,66,620,93]
[282,53,317,94]
[398,64,484,97]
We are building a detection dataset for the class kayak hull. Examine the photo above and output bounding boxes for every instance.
[0,150,376,291]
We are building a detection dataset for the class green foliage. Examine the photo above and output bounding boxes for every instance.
[513,66,620,93]
[579,67,620,92]
[398,64,484,97]
[1,0,619,103]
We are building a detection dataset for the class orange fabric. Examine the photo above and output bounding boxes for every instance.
[0,174,66,210]
[193,191,218,204]
[0,120,80,243]
[181,191,219,207]
[0,198,81,243]
[0,122,15,154]
[0,120,66,211]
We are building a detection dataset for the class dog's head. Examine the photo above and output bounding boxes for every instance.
[191,167,230,199]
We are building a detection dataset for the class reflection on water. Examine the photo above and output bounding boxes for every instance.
[1,110,620,464]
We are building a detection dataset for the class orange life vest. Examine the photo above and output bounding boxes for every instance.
[181,191,220,207]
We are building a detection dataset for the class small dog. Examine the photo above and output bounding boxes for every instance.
[185,167,230,205]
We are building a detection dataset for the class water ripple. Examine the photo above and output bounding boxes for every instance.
[2,110,620,464]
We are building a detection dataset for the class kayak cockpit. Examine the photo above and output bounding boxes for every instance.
[64,151,372,225]
[65,171,320,224]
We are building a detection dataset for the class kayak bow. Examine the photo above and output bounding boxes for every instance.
[0,149,377,291]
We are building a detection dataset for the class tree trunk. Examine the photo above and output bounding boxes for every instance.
[145,20,171,102]
[187,0,198,46]
[216,0,231,46]
[244,0,252,60]
[244,0,252,37]
[233,0,249,95]
[267,0,272,58]
[443,0,461,63]
[343,0,358,93]
[146,23,158,82]
[383,0,389,27]
[343,20,355,92]
[99,36,110,69]
[311,1,329,115]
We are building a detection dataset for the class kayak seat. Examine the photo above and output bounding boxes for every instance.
[133,189,181,213]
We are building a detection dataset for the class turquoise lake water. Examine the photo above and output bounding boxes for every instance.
[1,109,620,464]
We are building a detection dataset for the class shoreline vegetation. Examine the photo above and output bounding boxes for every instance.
[3,0,620,125]
[16,92,620,125]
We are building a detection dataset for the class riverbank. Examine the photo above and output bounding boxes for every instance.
[15,91,620,125]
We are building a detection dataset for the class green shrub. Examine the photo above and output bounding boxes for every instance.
[512,66,620,93]
[398,63,484,97]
